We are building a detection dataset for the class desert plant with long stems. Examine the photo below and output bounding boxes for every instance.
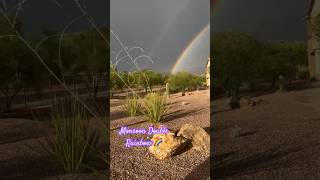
[122,95,141,117]
[142,92,168,124]
[38,97,100,174]
[0,0,159,177]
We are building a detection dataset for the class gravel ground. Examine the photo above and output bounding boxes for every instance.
[0,118,107,179]
[213,87,320,179]
[110,90,210,179]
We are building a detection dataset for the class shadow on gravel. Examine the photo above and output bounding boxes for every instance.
[185,157,210,180]
[212,144,320,179]
[0,156,62,180]
[163,108,207,123]
[110,110,129,121]
[239,131,257,137]
[213,108,233,114]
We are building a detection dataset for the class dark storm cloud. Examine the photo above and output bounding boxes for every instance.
[110,0,210,73]
[3,0,108,35]
[213,0,311,41]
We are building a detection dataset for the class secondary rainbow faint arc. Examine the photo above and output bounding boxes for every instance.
[170,23,210,74]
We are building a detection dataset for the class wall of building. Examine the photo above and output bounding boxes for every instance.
[206,58,210,87]
[309,0,320,80]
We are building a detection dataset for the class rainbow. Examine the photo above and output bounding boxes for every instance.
[149,0,192,57]
[153,137,163,147]
[170,23,210,74]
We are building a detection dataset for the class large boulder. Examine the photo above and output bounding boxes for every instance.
[177,124,210,153]
[149,132,189,160]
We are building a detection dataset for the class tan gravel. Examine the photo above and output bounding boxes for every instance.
[110,90,210,179]
[213,87,320,179]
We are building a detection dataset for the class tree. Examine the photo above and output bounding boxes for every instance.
[0,16,45,111]
[168,72,195,93]
[212,32,261,95]
[129,70,163,92]
[212,32,308,95]
[192,75,206,89]
[110,65,124,91]
[56,28,109,99]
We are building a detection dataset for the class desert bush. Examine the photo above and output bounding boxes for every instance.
[168,72,205,93]
[38,97,100,174]
[122,96,141,116]
[142,93,168,123]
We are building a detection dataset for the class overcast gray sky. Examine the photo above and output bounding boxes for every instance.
[3,0,311,74]
[213,0,311,41]
[111,0,210,73]
[4,0,108,36]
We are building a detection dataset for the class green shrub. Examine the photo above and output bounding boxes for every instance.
[168,72,205,93]
[122,96,141,116]
[38,97,100,174]
[142,93,168,123]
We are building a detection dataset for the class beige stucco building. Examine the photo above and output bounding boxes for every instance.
[206,58,210,87]
[307,0,320,80]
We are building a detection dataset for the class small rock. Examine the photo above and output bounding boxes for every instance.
[177,124,210,153]
[230,125,241,138]
[181,101,189,105]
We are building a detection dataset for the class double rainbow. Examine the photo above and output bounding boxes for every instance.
[170,23,210,74]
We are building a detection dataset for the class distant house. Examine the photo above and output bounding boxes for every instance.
[307,0,320,80]
[206,58,210,87]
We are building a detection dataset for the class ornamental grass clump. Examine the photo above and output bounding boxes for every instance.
[142,93,168,123]
[38,97,100,174]
[122,96,141,116]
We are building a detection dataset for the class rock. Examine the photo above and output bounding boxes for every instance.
[247,99,256,106]
[181,101,190,106]
[230,125,241,138]
[247,98,269,107]
[177,124,210,153]
[149,132,189,160]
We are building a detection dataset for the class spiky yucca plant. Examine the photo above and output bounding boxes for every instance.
[38,97,100,174]
[122,96,141,116]
[142,93,168,123]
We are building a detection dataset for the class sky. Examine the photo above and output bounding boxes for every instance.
[110,0,210,74]
[1,0,312,73]
[3,0,108,36]
[213,0,311,41]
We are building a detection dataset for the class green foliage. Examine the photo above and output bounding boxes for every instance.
[212,32,308,94]
[110,69,165,92]
[38,98,100,174]
[193,75,206,88]
[168,72,205,92]
[0,17,46,111]
[131,70,164,91]
[0,15,109,110]
[110,65,124,90]
[122,96,141,116]
[142,93,168,123]
[212,32,260,94]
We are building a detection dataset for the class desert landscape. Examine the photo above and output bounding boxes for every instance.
[110,89,210,179]
[213,82,320,179]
